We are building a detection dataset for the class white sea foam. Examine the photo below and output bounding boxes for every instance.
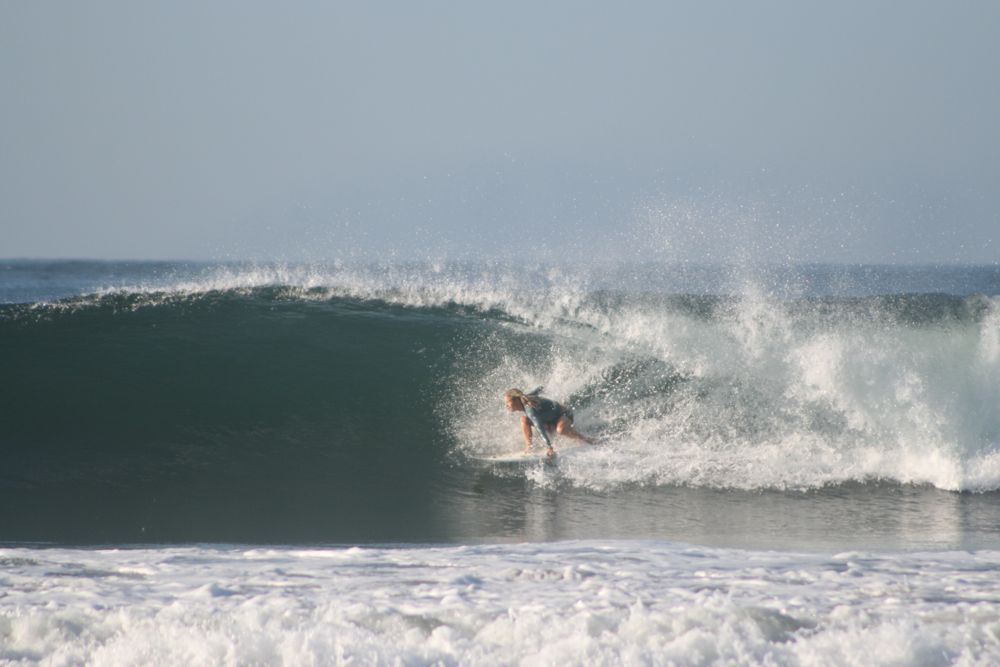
[441,272,1000,493]
[2,542,999,666]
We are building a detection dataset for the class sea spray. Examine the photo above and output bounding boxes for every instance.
[434,268,1000,492]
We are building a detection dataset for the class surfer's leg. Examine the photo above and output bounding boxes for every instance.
[555,416,593,444]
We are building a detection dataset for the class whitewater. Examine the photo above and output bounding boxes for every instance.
[2,259,1000,665]
[4,541,1000,665]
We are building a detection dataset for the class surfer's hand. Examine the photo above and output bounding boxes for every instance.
[546,447,556,459]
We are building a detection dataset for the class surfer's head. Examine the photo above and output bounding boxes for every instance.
[504,388,537,411]
[503,389,524,411]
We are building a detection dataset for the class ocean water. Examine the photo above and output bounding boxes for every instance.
[2,259,1000,664]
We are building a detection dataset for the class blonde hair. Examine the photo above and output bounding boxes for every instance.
[504,387,543,408]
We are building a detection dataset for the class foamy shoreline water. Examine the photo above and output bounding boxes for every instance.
[3,541,999,666]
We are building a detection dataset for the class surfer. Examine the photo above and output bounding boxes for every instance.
[504,387,593,458]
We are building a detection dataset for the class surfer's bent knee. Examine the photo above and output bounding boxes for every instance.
[555,416,572,434]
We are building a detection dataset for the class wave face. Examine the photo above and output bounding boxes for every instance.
[1,286,477,543]
[2,262,999,542]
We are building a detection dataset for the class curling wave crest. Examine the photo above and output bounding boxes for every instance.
[6,261,1000,493]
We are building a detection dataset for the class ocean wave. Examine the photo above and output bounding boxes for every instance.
[2,264,999,544]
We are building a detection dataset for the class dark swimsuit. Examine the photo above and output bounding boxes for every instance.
[523,398,571,448]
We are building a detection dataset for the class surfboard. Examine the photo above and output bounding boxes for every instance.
[472,441,589,464]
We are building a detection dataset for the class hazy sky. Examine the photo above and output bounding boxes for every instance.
[2,1,998,263]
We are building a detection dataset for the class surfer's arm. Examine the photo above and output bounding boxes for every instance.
[524,407,554,451]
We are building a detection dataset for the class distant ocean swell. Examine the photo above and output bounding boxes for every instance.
[2,271,999,540]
